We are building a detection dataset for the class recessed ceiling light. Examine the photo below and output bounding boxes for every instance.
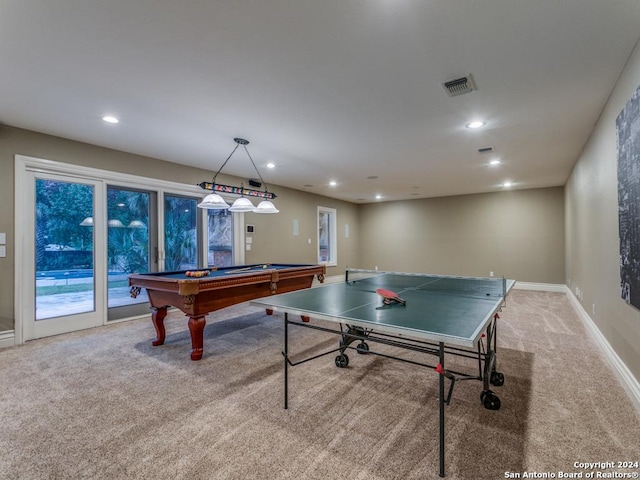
[466,120,485,129]
[490,159,501,166]
[502,181,513,188]
[102,115,119,124]
[266,162,275,169]
[375,194,383,200]
[329,180,337,187]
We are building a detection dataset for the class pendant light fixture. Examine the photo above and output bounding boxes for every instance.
[197,138,279,213]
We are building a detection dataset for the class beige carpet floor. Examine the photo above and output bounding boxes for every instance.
[0,290,638,480]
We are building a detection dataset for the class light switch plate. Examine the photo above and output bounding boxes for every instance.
[0,246,6,257]
[0,233,6,244]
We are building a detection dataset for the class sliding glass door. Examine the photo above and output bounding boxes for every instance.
[16,156,241,342]
[164,194,198,270]
[25,174,105,340]
[106,186,158,321]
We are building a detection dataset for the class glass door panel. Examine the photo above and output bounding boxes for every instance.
[25,174,105,341]
[207,208,234,267]
[164,194,198,270]
[35,178,96,320]
[107,187,158,320]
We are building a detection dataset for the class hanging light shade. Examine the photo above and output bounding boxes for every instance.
[79,217,94,226]
[228,196,256,212]
[254,200,279,214]
[197,138,279,213]
[108,219,124,228]
[197,193,230,209]
[128,220,147,228]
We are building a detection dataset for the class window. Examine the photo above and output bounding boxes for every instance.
[207,208,234,267]
[106,186,153,316]
[35,178,96,320]
[164,194,198,271]
[318,206,337,265]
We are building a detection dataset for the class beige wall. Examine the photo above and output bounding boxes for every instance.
[0,126,358,331]
[245,190,359,271]
[358,187,565,283]
[565,39,640,383]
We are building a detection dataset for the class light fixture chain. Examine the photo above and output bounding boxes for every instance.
[242,145,270,193]
[212,143,241,184]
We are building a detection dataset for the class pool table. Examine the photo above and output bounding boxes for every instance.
[129,263,326,360]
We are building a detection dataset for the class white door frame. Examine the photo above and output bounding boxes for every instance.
[18,170,106,340]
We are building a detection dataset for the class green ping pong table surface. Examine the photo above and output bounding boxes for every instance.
[252,269,515,348]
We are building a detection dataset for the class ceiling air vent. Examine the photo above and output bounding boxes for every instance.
[442,74,476,97]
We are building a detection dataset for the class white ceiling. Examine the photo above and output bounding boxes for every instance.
[2,1,640,203]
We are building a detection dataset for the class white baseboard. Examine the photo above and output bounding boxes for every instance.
[0,330,16,349]
[566,290,640,414]
[513,281,567,292]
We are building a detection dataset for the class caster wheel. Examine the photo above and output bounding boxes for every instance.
[490,371,505,386]
[335,354,349,368]
[356,342,369,354]
[481,390,501,410]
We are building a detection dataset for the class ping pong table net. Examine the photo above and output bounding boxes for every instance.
[345,268,508,298]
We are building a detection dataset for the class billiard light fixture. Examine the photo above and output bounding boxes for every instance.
[197,138,279,213]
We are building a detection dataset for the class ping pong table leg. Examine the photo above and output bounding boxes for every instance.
[284,312,289,410]
[439,342,445,478]
[480,319,502,410]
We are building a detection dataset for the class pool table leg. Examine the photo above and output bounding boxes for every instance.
[188,315,207,361]
[151,307,168,346]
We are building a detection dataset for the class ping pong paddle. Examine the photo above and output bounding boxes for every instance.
[376,288,406,305]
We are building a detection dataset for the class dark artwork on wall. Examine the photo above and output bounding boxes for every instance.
[617,82,640,310]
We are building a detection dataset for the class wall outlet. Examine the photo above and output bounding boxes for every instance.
[575,287,581,299]
[489,271,494,277]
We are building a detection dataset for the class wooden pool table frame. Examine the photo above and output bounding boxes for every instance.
[129,264,325,360]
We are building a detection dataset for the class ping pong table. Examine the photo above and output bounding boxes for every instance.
[251,268,515,477]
